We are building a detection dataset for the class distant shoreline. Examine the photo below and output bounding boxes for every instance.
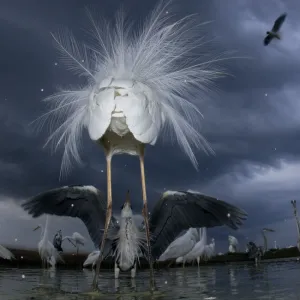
[0,247,299,269]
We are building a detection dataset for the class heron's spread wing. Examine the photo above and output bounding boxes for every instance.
[149,191,247,259]
[272,13,287,32]
[21,185,118,247]
[264,34,272,46]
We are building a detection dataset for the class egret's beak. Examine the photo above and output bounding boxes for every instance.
[124,190,130,207]
[33,225,40,231]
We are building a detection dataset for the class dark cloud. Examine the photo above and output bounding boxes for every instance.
[0,0,299,253]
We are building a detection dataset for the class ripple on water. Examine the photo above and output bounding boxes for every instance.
[0,261,300,299]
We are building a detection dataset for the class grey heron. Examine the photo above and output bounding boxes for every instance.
[247,241,263,265]
[34,0,229,287]
[53,230,63,252]
[264,13,287,46]
[22,186,247,279]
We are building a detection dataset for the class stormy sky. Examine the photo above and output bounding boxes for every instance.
[0,0,299,254]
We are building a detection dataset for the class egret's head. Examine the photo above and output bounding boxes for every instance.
[120,190,133,218]
[33,225,41,231]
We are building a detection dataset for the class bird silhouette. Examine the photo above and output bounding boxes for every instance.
[264,13,287,46]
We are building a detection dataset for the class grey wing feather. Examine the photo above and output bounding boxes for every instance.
[264,34,272,46]
[149,191,247,260]
[21,185,118,248]
[272,13,287,32]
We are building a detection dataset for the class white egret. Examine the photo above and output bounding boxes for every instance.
[159,228,199,263]
[181,227,207,267]
[228,235,238,253]
[62,232,85,255]
[33,215,64,268]
[83,250,101,269]
[22,187,247,279]
[34,0,228,287]
[202,238,215,261]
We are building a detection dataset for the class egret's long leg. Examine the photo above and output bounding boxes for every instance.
[140,154,155,290]
[92,155,113,288]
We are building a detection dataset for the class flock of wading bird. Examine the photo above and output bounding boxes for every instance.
[0,0,293,291]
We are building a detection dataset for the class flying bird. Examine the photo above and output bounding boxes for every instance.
[34,0,227,286]
[264,13,287,46]
[22,186,247,279]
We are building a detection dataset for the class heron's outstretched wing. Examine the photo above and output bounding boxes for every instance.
[149,191,247,260]
[21,185,119,247]
[272,13,287,32]
[264,34,273,46]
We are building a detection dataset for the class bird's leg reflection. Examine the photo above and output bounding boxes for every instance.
[93,155,113,289]
[140,152,155,291]
[131,277,136,291]
[114,278,120,292]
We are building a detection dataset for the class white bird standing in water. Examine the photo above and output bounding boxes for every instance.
[62,232,85,255]
[228,235,238,253]
[22,187,247,279]
[33,215,64,268]
[202,238,215,261]
[180,227,207,267]
[34,0,227,287]
[159,228,199,263]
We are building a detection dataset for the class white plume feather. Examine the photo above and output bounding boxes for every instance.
[33,0,228,176]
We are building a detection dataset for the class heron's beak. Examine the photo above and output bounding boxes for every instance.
[124,190,130,207]
[33,225,40,231]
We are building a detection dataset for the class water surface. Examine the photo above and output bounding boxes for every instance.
[1,261,300,299]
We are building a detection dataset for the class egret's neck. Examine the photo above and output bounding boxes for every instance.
[42,216,50,240]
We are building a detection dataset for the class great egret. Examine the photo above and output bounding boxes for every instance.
[159,228,199,263]
[22,186,247,278]
[228,235,238,253]
[180,227,207,267]
[34,0,228,287]
[62,232,85,254]
[33,215,64,268]
[202,238,215,261]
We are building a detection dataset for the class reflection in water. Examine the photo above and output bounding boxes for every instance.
[0,262,300,299]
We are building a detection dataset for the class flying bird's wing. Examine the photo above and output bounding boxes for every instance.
[21,185,119,248]
[264,34,273,46]
[149,190,247,260]
[272,13,287,32]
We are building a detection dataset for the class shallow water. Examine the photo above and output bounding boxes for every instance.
[1,261,300,299]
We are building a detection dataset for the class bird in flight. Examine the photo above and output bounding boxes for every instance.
[264,13,287,46]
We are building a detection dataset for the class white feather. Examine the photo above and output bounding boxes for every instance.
[33,0,227,176]
[83,250,100,268]
[184,227,207,263]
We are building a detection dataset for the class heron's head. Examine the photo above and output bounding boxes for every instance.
[120,190,133,218]
[33,225,41,231]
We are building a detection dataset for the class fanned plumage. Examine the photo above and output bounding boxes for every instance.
[33,0,227,176]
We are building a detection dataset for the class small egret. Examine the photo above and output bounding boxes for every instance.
[33,215,64,268]
[228,235,238,253]
[34,0,229,287]
[62,232,85,254]
[83,250,101,269]
[22,187,247,279]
